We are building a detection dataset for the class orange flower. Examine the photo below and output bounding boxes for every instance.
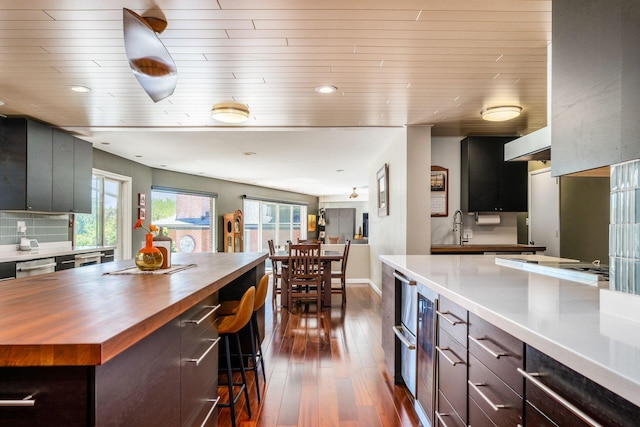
[134,219,158,234]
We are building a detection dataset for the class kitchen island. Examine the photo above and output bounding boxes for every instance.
[381,254,640,426]
[0,252,267,426]
[430,243,546,254]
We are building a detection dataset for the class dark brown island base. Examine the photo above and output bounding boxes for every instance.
[0,252,267,427]
[431,244,546,254]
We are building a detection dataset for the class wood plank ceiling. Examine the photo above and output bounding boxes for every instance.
[0,0,551,196]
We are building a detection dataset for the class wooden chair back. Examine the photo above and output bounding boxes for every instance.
[327,236,340,244]
[286,243,322,309]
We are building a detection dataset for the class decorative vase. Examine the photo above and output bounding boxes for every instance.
[135,234,164,271]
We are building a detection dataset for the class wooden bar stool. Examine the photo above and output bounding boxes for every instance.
[219,275,268,403]
[217,286,255,427]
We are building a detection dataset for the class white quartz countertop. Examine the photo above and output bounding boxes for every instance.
[0,244,115,263]
[380,254,640,407]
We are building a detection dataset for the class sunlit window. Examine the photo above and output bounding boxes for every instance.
[243,198,306,252]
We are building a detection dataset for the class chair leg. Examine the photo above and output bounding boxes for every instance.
[252,315,266,383]
[223,335,237,427]
[234,333,252,418]
[342,277,347,304]
[247,316,261,403]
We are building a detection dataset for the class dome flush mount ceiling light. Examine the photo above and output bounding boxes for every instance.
[211,101,250,123]
[480,105,522,122]
[315,85,337,94]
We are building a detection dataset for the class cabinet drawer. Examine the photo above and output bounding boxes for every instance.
[468,312,523,395]
[468,353,523,427]
[437,329,467,421]
[181,325,219,427]
[468,395,496,427]
[525,401,557,426]
[524,345,640,427]
[436,391,465,427]
[0,366,90,427]
[181,294,219,348]
[55,254,75,271]
[437,296,468,346]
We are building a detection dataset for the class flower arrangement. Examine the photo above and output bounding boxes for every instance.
[134,218,159,234]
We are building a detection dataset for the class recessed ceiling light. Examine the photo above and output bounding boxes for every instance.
[160,164,167,167]
[480,106,522,122]
[100,142,110,145]
[336,169,344,172]
[68,85,91,93]
[135,155,142,158]
[243,151,256,156]
[315,85,337,94]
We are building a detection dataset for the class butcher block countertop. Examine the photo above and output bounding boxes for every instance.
[431,243,546,254]
[0,252,267,367]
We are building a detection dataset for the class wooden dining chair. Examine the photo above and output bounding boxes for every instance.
[327,236,340,244]
[285,243,322,310]
[297,238,320,244]
[331,239,351,304]
[267,239,282,304]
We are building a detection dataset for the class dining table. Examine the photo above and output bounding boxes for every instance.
[269,249,343,307]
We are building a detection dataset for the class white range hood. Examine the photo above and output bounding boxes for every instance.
[504,126,551,161]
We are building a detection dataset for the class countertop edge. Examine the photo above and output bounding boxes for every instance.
[380,254,640,408]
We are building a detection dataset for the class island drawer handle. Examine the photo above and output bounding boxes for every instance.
[392,326,416,350]
[76,253,104,259]
[467,381,508,411]
[199,397,220,427]
[186,338,220,366]
[517,368,603,427]
[468,335,510,359]
[60,260,76,265]
[436,310,465,325]
[0,394,35,407]
[435,411,451,427]
[185,304,221,325]
[393,272,416,286]
[436,346,465,366]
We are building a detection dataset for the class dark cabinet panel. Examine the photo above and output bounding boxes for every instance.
[524,345,640,427]
[55,254,75,271]
[72,137,92,213]
[101,249,115,263]
[25,120,53,212]
[52,129,74,212]
[0,366,91,427]
[381,263,399,380]
[436,329,467,421]
[0,261,16,280]
[461,136,527,212]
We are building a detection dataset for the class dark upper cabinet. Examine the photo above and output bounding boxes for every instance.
[52,129,93,213]
[0,118,53,211]
[552,0,640,176]
[0,118,92,213]
[461,136,528,212]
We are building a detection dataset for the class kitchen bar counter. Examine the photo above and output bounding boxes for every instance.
[430,243,546,254]
[0,244,115,263]
[380,254,640,407]
[0,252,267,366]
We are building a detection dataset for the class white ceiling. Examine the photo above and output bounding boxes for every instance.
[0,0,551,197]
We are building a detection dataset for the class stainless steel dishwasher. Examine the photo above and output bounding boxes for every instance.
[15,258,57,278]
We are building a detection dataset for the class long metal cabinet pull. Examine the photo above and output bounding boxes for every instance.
[185,304,221,325]
[392,326,416,350]
[17,263,57,271]
[435,346,465,366]
[76,253,105,259]
[392,271,416,286]
[200,397,220,427]
[186,338,220,367]
[0,395,35,407]
[436,310,464,325]
[468,335,510,358]
[517,368,603,427]
[435,411,451,427]
[467,381,509,411]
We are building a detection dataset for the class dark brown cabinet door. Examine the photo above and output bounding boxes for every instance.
[461,136,527,212]
[72,137,92,213]
[52,129,74,212]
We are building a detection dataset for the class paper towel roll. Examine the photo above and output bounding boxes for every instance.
[475,214,501,225]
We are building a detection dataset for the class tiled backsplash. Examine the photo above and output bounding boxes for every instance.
[0,212,70,246]
[610,159,640,294]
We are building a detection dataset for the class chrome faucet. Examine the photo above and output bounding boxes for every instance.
[452,210,467,245]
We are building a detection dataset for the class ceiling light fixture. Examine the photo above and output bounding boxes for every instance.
[349,187,359,198]
[315,85,337,94]
[480,105,522,122]
[211,101,250,123]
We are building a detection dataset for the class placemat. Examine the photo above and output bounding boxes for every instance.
[105,264,197,275]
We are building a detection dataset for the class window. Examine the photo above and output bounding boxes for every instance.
[74,170,132,260]
[243,198,306,252]
[151,188,216,253]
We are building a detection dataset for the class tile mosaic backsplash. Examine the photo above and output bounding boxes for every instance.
[610,159,640,295]
[0,212,70,246]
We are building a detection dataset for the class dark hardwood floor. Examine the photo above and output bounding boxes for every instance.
[217,279,420,427]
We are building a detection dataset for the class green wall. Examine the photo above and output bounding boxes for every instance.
[93,149,319,257]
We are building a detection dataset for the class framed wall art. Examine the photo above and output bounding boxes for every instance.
[377,163,389,216]
[430,165,448,217]
[138,192,146,207]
